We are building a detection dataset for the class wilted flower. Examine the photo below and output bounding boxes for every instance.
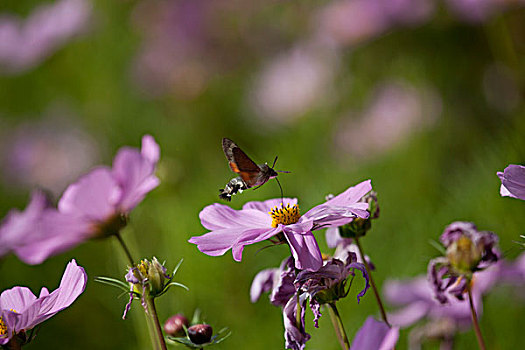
[189,180,372,271]
[0,0,92,74]
[295,249,370,327]
[427,222,499,304]
[385,261,503,348]
[0,260,87,346]
[0,135,160,265]
[123,258,186,319]
[252,245,370,350]
[350,316,399,350]
[497,164,525,200]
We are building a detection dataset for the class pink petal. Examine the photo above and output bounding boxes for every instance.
[242,198,298,212]
[199,203,271,230]
[58,167,119,221]
[111,147,159,212]
[283,231,322,271]
[141,134,160,164]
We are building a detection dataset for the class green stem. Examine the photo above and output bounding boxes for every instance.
[146,297,168,350]
[468,285,487,350]
[115,232,135,266]
[354,237,391,327]
[328,302,350,350]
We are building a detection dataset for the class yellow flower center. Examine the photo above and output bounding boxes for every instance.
[0,316,7,336]
[269,204,301,228]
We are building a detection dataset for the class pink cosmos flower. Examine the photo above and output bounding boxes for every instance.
[189,180,372,271]
[497,164,525,200]
[0,259,87,346]
[0,135,160,264]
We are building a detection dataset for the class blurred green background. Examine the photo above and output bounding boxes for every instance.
[0,0,524,349]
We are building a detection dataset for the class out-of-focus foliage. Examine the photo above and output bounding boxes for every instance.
[0,0,524,349]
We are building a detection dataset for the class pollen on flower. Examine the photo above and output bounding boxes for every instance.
[0,316,7,336]
[269,204,300,228]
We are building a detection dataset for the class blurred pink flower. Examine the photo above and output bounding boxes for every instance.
[0,114,99,195]
[250,43,337,124]
[334,81,441,159]
[316,0,434,47]
[0,135,160,265]
[0,0,92,74]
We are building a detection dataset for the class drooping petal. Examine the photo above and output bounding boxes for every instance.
[199,203,271,230]
[270,257,297,307]
[250,268,278,303]
[188,228,247,257]
[283,231,322,271]
[347,262,370,303]
[232,227,282,261]
[58,167,120,221]
[498,164,525,200]
[283,294,310,350]
[111,141,159,212]
[350,316,399,350]
[387,301,430,327]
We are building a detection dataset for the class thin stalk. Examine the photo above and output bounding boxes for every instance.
[354,237,391,327]
[146,297,168,350]
[115,232,135,266]
[467,285,487,350]
[328,302,350,350]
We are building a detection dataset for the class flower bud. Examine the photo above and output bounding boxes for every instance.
[164,314,189,337]
[446,235,482,273]
[188,324,213,344]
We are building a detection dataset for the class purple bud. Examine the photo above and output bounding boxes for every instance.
[188,324,213,344]
[164,314,189,337]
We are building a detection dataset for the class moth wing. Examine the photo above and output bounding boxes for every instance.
[222,138,261,187]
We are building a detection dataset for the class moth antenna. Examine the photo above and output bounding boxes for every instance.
[272,156,278,168]
[277,170,291,173]
[275,177,284,206]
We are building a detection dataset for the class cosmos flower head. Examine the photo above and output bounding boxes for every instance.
[497,164,525,201]
[189,180,372,272]
[427,222,499,304]
[0,135,160,265]
[0,260,86,346]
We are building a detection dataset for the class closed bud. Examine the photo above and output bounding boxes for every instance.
[164,314,189,337]
[188,324,213,344]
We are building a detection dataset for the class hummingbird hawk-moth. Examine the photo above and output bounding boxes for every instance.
[219,138,287,201]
